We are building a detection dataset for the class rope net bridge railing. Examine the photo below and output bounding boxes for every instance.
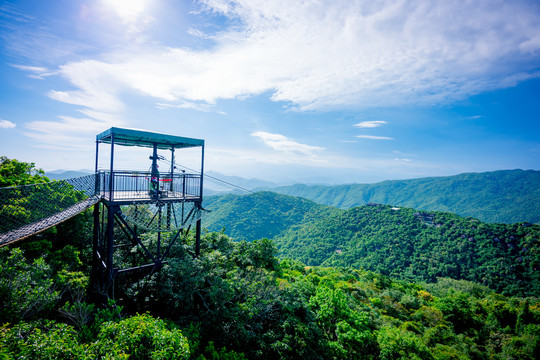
[0,174,100,246]
[0,173,207,247]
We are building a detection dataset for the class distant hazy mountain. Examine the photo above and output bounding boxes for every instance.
[203,170,278,194]
[46,169,93,180]
[47,168,539,224]
[45,169,278,196]
[269,169,540,224]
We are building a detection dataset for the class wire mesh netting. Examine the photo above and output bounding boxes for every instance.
[120,201,204,233]
[0,174,99,246]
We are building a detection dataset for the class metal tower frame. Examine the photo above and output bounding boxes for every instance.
[92,127,205,298]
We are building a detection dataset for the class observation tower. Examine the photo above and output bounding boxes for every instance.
[93,127,205,297]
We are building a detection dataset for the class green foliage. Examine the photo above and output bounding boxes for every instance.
[0,315,191,360]
[433,292,478,334]
[0,156,49,188]
[200,342,247,360]
[274,204,540,297]
[0,320,89,359]
[201,190,540,297]
[202,191,339,241]
[309,285,377,359]
[377,326,433,360]
[1,156,539,360]
[1,231,540,360]
[93,313,190,360]
[0,248,60,322]
[153,233,326,359]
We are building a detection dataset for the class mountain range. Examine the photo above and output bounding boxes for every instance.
[47,168,540,224]
[201,191,540,297]
[267,169,540,224]
[201,168,540,225]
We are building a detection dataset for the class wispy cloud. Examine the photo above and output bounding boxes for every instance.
[156,102,226,115]
[252,131,324,155]
[0,119,16,128]
[205,145,442,183]
[4,0,540,155]
[24,113,123,150]
[354,121,387,128]
[356,135,394,140]
[26,0,540,114]
[11,64,54,79]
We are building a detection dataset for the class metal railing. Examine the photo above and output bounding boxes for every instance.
[97,171,202,202]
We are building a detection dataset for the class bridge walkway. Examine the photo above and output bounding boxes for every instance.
[0,195,101,247]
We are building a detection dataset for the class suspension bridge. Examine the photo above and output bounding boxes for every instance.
[0,174,101,246]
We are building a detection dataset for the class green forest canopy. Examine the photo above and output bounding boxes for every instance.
[1,157,539,359]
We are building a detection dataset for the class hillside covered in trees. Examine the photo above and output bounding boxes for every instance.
[2,232,540,359]
[202,192,540,297]
[267,169,540,224]
[1,157,540,359]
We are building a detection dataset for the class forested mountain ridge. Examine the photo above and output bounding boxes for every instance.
[275,204,540,297]
[267,169,540,224]
[202,192,540,297]
[202,191,339,241]
[2,157,540,359]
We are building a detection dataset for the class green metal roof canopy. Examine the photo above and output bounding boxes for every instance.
[97,127,204,150]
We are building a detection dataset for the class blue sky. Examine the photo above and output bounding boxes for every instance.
[0,0,539,184]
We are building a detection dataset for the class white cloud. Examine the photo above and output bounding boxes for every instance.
[252,131,325,155]
[101,0,148,23]
[155,102,226,115]
[24,113,124,150]
[40,0,540,115]
[354,121,387,128]
[49,60,125,112]
[99,0,154,36]
[11,64,54,79]
[0,119,16,128]
[356,135,394,140]
[7,0,540,157]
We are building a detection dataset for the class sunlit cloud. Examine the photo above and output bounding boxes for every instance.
[0,119,16,128]
[252,131,325,155]
[356,135,394,140]
[101,0,149,23]
[4,0,540,178]
[99,0,153,36]
[40,0,540,116]
[354,121,387,128]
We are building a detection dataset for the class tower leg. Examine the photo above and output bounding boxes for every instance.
[90,203,101,301]
[195,218,201,257]
[105,204,117,298]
